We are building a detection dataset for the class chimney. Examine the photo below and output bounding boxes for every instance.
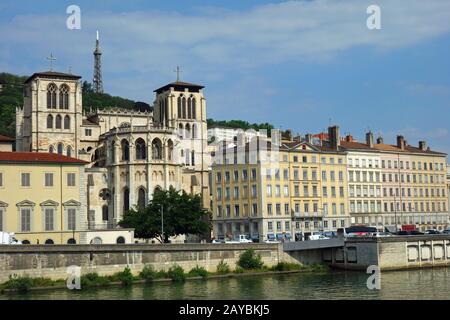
[366,131,374,148]
[345,135,354,142]
[419,141,427,151]
[328,126,340,150]
[376,136,383,144]
[397,135,405,150]
[305,134,312,144]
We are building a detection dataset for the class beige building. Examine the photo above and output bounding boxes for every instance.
[15,70,211,242]
[0,135,14,152]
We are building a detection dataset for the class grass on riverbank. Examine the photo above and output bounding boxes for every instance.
[0,250,329,293]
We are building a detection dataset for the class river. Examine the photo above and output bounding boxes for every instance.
[2,268,450,300]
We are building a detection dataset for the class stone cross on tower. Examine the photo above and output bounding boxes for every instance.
[47,53,56,71]
[174,66,182,82]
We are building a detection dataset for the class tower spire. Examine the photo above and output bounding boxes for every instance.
[93,30,104,93]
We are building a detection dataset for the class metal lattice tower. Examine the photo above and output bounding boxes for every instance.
[93,30,103,93]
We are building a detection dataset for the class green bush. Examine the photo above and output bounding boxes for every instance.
[114,266,134,286]
[4,274,33,293]
[167,265,186,282]
[81,272,110,288]
[139,265,157,282]
[308,263,329,272]
[237,249,264,270]
[188,266,208,279]
[270,262,303,272]
[234,266,244,274]
[156,270,169,279]
[216,260,230,274]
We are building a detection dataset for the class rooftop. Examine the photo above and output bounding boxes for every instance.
[154,81,204,94]
[0,135,15,142]
[0,152,88,165]
[25,71,82,84]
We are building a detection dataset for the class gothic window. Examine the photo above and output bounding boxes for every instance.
[135,138,146,160]
[164,97,169,124]
[55,115,62,129]
[191,150,195,166]
[123,188,130,213]
[64,115,70,129]
[185,123,191,139]
[47,114,53,129]
[152,138,162,160]
[138,187,146,209]
[59,84,69,109]
[57,143,63,155]
[111,142,116,163]
[192,98,196,119]
[185,149,190,165]
[121,139,130,161]
[192,124,197,139]
[187,97,192,119]
[182,96,187,119]
[102,205,108,221]
[47,83,57,109]
[168,140,174,161]
[49,146,54,153]
[160,99,165,124]
[177,96,182,118]
[66,146,72,158]
[178,123,184,138]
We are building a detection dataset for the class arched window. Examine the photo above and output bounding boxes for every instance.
[185,123,191,139]
[168,140,174,161]
[152,138,162,160]
[177,96,182,118]
[178,123,184,138]
[102,205,109,221]
[121,139,130,161]
[123,188,130,213]
[57,143,63,155]
[191,150,195,166]
[49,146,54,153]
[59,84,69,109]
[47,114,53,129]
[55,115,62,129]
[64,115,70,129]
[67,238,76,244]
[66,146,72,158]
[138,187,146,209]
[47,83,57,109]
[182,96,187,119]
[192,98,196,119]
[135,138,146,160]
[164,97,169,124]
[192,124,197,139]
[116,236,126,244]
[187,97,192,119]
[45,239,54,245]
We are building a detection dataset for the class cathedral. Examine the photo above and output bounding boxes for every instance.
[14,34,211,241]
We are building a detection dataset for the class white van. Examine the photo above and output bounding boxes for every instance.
[0,232,22,245]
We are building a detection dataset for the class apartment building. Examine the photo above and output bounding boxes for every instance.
[341,134,448,231]
[211,126,350,242]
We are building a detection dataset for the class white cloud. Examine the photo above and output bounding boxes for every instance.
[1,0,450,101]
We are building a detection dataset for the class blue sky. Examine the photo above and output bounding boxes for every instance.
[1,0,450,155]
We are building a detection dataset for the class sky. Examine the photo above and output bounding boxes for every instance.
[1,0,450,155]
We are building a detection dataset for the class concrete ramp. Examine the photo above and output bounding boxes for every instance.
[283,239,344,251]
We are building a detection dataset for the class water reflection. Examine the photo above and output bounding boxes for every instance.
[2,268,450,300]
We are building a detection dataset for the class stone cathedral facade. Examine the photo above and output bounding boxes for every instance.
[16,71,211,241]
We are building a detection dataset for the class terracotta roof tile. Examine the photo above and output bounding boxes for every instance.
[0,152,88,164]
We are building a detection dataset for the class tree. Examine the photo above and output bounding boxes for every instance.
[118,187,211,243]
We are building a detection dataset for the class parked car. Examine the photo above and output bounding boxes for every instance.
[309,234,330,241]
[212,239,225,244]
[396,230,424,236]
[323,231,337,238]
[225,234,253,244]
[424,229,441,235]
[264,239,281,244]
[442,229,450,235]
[371,232,393,238]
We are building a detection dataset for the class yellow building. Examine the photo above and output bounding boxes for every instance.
[0,151,88,244]
[211,126,350,242]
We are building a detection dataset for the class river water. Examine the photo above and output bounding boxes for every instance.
[2,268,450,300]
